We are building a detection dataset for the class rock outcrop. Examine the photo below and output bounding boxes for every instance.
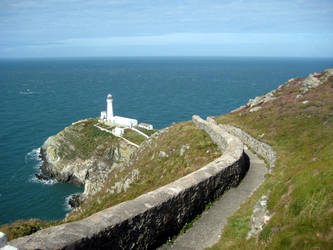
[247,193,271,240]
[299,69,333,94]
[234,69,333,114]
[40,118,137,205]
[247,90,276,110]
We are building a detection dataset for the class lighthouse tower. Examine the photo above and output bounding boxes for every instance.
[106,94,114,122]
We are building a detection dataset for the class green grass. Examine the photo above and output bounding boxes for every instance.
[57,118,119,160]
[209,73,333,249]
[96,122,115,131]
[0,219,59,241]
[123,128,147,145]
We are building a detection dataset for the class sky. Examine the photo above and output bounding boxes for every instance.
[0,0,333,58]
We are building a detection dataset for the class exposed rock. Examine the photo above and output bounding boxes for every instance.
[246,90,276,110]
[302,100,309,105]
[249,106,262,113]
[68,194,82,208]
[180,144,190,156]
[300,73,322,93]
[159,151,169,158]
[107,169,140,194]
[296,94,303,99]
[34,173,50,182]
[40,119,137,202]
[300,69,333,94]
[247,193,271,240]
[258,133,265,139]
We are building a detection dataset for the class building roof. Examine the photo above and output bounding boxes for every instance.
[139,122,152,126]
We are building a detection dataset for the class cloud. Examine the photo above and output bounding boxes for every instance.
[0,0,332,57]
[24,33,330,48]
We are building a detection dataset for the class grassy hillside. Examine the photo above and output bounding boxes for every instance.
[210,70,333,249]
[66,120,221,221]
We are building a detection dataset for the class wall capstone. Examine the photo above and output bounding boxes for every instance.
[10,116,249,250]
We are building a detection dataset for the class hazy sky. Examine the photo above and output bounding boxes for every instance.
[1,0,333,58]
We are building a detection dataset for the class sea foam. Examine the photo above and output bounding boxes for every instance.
[27,147,58,185]
[64,193,81,211]
[29,174,58,186]
[25,147,41,163]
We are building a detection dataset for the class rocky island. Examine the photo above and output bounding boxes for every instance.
[39,118,138,206]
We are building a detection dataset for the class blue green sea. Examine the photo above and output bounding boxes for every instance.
[0,57,332,225]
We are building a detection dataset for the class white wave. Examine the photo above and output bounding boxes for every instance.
[29,174,58,186]
[26,147,58,186]
[25,147,41,163]
[64,194,73,211]
[33,163,41,170]
[64,193,81,211]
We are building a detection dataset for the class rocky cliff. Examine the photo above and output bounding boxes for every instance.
[40,118,137,204]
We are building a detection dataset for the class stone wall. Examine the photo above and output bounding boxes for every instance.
[217,122,275,171]
[9,116,249,250]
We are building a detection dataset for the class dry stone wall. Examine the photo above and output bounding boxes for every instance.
[217,122,275,171]
[9,116,249,250]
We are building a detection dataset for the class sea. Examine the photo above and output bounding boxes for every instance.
[0,57,332,225]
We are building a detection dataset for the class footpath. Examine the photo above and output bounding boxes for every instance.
[159,149,267,250]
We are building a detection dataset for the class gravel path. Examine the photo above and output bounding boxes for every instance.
[159,149,267,250]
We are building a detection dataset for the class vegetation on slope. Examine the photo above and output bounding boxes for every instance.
[66,121,221,221]
[209,71,333,249]
[57,118,119,160]
[123,128,147,145]
[0,220,58,242]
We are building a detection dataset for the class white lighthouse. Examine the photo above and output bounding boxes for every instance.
[100,93,144,129]
[106,94,114,122]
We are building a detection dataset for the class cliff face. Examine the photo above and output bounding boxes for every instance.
[40,118,137,201]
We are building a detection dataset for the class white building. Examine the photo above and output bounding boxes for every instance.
[138,122,153,130]
[114,127,124,136]
[100,93,138,128]
[112,116,138,128]
[100,111,107,120]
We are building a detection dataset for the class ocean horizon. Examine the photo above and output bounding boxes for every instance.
[1,56,332,225]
